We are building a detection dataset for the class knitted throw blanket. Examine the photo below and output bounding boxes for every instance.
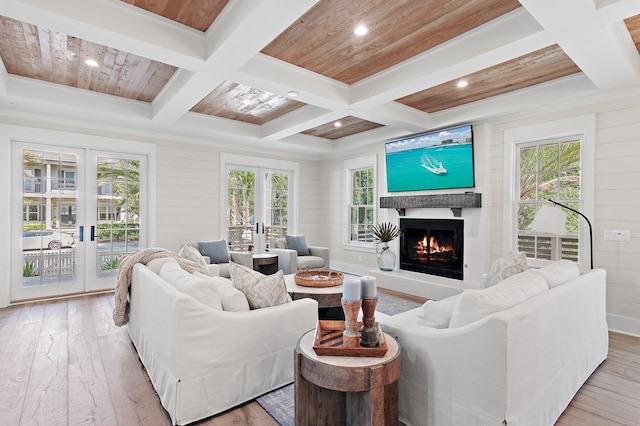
[112,247,207,326]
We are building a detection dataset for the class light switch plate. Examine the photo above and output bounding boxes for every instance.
[604,229,631,241]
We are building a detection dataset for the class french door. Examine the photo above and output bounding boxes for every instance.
[11,142,147,302]
[225,164,293,253]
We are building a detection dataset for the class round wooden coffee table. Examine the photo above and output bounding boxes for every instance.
[284,273,344,319]
[294,329,401,425]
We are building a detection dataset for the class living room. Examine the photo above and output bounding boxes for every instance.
[0,0,639,424]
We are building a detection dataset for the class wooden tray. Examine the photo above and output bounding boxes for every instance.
[312,320,388,357]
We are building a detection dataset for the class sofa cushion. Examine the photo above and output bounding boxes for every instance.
[159,262,223,310]
[146,257,178,275]
[229,262,291,309]
[530,260,581,288]
[485,251,528,287]
[198,239,231,264]
[179,244,208,269]
[285,234,310,256]
[297,255,325,270]
[449,269,548,328]
[193,271,250,311]
[416,294,461,328]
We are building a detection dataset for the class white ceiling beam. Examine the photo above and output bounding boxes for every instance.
[260,105,343,141]
[150,0,319,123]
[1,0,206,69]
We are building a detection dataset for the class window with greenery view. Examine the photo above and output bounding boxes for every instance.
[517,138,581,262]
[349,167,375,244]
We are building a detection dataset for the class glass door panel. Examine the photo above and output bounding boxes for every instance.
[227,169,256,252]
[13,146,85,300]
[265,172,289,244]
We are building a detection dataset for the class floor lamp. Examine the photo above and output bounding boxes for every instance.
[530,199,593,269]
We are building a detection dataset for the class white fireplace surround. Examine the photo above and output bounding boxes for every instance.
[371,206,488,300]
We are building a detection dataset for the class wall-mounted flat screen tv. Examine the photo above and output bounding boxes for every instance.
[385,124,475,192]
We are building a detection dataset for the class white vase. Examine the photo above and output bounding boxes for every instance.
[377,242,396,271]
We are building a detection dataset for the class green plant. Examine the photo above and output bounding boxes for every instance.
[23,261,38,277]
[102,258,120,270]
[370,222,401,243]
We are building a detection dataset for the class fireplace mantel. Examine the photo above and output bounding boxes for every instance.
[380,192,482,217]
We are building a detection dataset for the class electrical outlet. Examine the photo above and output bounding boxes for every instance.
[604,229,631,241]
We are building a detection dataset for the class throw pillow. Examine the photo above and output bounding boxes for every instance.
[179,244,208,269]
[530,260,581,288]
[285,234,310,256]
[198,239,231,264]
[448,269,548,328]
[229,262,290,309]
[159,262,223,310]
[416,294,461,328]
[484,251,528,287]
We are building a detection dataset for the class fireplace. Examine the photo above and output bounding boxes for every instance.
[399,218,464,280]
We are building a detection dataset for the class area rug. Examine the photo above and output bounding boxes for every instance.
[255,292,421,425]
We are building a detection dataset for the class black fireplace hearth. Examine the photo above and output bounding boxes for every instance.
[399,218,464,280]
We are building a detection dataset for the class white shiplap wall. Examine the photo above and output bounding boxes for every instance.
[153,140,324,253]
[488,95,640,336]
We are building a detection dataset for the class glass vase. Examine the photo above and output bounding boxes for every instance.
[377,242,396,271]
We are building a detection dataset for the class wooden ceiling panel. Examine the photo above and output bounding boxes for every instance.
[302,116,383,140]
[396,45,581,113]
[0,16,177,103]
[120,0,229,32]
[624,15,640,55]
[191,81,306,125]
[262,0,521,85]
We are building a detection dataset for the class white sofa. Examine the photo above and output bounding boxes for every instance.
[378,263,608,426]
[127,259,318,425]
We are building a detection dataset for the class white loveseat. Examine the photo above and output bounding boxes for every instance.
[127,259,318,425]
[378,262,608,426]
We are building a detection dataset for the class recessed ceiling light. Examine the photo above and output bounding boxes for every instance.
[85,59,99,67]
[287,90,298,98]
[334,121,342,127]
[354,25,368,36]
[457,80,468,88]
[242,99,251,105]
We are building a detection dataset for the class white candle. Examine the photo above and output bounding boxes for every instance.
[361,275,377,298]
[342,277,361,301]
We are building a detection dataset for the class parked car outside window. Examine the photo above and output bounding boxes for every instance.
[22,230,75,250]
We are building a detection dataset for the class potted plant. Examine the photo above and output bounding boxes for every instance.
[370,222,400,271]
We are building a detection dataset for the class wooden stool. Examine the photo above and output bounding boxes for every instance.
[294,329,401,426]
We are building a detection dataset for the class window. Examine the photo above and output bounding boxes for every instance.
[504,114,595,270]
[345,155,376,248]
[517,138,581,262]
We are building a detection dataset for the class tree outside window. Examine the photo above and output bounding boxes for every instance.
[517,138,581,262]
[349,167,375,243]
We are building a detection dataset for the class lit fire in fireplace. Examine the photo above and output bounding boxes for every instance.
[415,235,454,256]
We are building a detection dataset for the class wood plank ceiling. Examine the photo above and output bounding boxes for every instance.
[0,0,639,145]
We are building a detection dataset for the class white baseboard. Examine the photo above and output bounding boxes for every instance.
[607,313,640,337]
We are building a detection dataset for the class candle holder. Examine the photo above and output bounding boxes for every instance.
[360,296,379,347]
[341,298,362,348]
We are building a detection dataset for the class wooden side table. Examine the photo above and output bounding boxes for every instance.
[284,274,345,320]
[294,329,401,426]
[252,253,278,275]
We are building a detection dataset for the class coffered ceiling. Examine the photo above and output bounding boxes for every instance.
[0,0,639,155]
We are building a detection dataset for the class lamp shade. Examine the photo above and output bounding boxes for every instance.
[530,205,566,235]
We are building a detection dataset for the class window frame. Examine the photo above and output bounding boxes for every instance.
[344,155,377,251]
[503,115,595,270]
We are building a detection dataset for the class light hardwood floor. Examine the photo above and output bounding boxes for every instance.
[1,292,639,425]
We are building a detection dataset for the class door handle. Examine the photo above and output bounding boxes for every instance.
[256,223,259,233]
[262,223,265,234]
[90,226,95,242]
[79,226,84,242]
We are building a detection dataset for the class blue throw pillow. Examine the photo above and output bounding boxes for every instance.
[285,234,309,256]
[198,239,231,264]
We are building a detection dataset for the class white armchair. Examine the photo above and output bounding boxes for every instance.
[269,235,329,275]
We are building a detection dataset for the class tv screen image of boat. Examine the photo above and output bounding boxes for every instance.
[385,124,475,192]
